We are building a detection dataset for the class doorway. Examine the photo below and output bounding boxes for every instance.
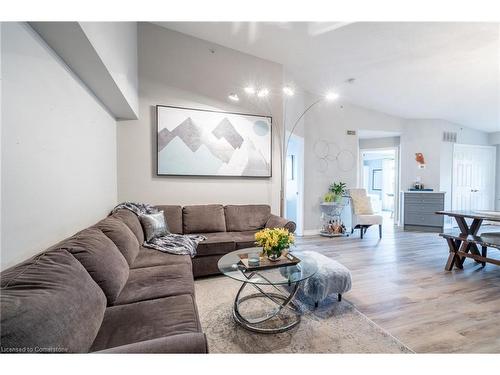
[359,148,399,225]
[452,144,496,212]
[285,133,304,235]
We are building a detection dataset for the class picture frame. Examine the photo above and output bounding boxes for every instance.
[156,105,272,178]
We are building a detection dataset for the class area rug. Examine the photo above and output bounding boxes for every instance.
[195,276,414,353]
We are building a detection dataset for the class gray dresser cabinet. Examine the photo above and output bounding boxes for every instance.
[403,192,445,232]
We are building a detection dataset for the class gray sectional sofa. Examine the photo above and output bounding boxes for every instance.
[0,204,295,353]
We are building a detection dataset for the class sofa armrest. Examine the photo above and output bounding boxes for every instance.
[265,214,296,233]
[94,332,208,354]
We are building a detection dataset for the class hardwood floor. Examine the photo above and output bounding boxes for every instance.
[295,225,500,353]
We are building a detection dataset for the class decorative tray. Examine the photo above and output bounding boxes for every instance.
[238,253,301,272]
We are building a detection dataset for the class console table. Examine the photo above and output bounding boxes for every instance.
[436,210,500,270]
[402,191,445,232]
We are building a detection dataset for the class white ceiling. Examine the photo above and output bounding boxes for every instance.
[156,22,500,133]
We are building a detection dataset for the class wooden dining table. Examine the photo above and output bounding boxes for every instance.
[435,210,500,270]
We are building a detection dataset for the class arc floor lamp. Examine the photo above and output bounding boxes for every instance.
[228,85,339,218]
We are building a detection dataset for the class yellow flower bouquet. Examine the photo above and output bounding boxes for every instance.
[254,227,295,261]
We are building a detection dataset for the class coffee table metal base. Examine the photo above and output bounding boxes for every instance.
[232,275,302,334]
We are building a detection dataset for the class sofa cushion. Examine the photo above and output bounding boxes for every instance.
[58,227,129,305]
[131,246,192,269]
[1,249,106,353]
[90,294,201,352]
[183,204,226,234]
[195,232,236,257]
[155,205,183,234]
[96,216,140,265]
[230,231,258,249]
[224,205,271,232]
[95,333,207,353]
[114,263,194,305]
[113,209,145,244]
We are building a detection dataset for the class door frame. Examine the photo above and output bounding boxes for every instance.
[358,146,401,225]
[451,143,496,212]
[284,132,305,236]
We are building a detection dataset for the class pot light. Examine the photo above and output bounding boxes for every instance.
[244,86,256,95]
[257,88,269,98]
[283,86,294,96]
[228,93,239,102]
[325,91,339,101]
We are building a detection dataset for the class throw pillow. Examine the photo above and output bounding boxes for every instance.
[353,196,374,215]
[139,212,169,241]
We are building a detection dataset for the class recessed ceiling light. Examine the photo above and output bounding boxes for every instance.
[325,92,339,101]
[228,93,239,102]
[257,88,269,98]
[244,87,256,95]
[283,86,294,96]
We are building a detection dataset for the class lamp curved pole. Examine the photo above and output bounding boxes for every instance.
[279,97,324,217]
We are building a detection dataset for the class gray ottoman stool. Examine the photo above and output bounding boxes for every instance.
[293,251,352,308]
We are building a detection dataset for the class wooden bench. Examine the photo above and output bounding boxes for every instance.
[440,232,500,270]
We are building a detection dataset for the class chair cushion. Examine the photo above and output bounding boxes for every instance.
[1,249,106,353]
[224,205,270,232]
[58,227,129,305]
[353,195,374,215]
[90,294,201,352]
[131,246,192,269]
[183,204,226,234]
[113,209,145,244]
[355,214,383,225]
[195,232,235,257]
[96,216,140,265]
[155,205,183,234]
[114,263,194,305]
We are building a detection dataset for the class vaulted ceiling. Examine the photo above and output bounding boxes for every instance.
[156,22,500,133]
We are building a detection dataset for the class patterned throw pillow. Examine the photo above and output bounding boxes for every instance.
[139,212,169,241]
[353,196,374,215]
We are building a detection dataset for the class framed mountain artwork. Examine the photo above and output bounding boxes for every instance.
[156,105,272,177]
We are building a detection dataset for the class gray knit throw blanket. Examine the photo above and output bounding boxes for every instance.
[112,202,205,258]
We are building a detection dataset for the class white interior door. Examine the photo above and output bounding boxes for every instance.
[452,144,496,212]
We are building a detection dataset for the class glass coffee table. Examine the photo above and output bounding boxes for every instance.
[217,248,318,333]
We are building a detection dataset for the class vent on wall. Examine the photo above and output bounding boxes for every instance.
[443,131,457,143]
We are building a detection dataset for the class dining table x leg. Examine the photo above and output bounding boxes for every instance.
[452,216,483,268]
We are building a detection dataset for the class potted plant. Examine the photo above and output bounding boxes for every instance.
[254,228,295,261]
[328,181,347,202]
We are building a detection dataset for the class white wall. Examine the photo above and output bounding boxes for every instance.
[299,93,492,231]
[80,22,139,118]
[490,132,500,210]
[398,119,490,227]
[303,97,404,231]
[497,145,500,210]
[117,23,283,212]
[0,22,2,256]
[400,119,489,193]
[359,136,400,150]
[1,23,117,270]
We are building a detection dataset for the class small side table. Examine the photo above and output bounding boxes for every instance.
[320,201,347,237]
